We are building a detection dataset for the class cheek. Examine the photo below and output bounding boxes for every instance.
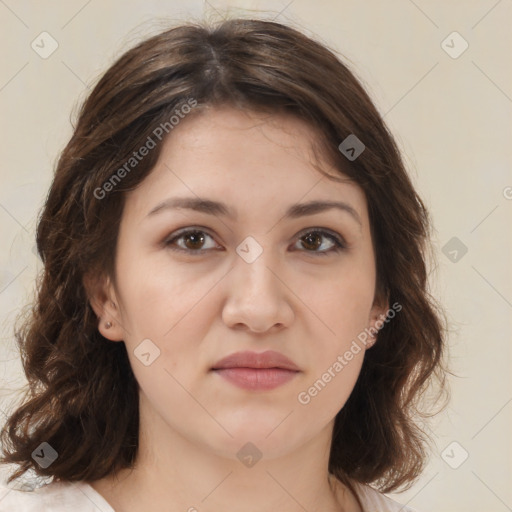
[116,247,207,335]
[294,262,374,405]
[298,352,365,415]
[301,264,375,339]
[115,252,220,383]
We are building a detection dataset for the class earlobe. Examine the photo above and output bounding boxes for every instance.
[95,300,124,342]
[83,273,124,342]
[97,318,124,342]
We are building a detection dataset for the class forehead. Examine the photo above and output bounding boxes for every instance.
[124,106,368,226]
[162,106,328,171]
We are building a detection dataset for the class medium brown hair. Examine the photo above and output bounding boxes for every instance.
[0,17,447,498]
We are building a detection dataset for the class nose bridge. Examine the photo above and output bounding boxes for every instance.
[234,235,279,294]
[221,234,292,332]
[222,244,286,333]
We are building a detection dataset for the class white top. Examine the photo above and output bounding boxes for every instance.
[0,479,417,512]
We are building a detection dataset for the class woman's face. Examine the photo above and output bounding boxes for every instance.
[96,106,387,461]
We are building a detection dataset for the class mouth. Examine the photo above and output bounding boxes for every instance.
[212,367,299,391]
[211,350,300,391]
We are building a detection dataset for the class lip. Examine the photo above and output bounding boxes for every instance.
[211,350,300,391]
[212,350,300,371]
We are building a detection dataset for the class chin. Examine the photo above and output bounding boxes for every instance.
[202,419,308,461]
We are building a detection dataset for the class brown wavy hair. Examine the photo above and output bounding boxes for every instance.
[0,17,448,499]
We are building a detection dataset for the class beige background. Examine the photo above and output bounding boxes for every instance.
[1,1,511,511]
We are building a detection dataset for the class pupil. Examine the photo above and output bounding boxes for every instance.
[186,232,204,249]
[182,232,324,251]
[303,233,320,250]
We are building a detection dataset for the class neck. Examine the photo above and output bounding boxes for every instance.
[89,394,360,512]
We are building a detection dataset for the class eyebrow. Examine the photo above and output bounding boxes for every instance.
[146,197,362,225]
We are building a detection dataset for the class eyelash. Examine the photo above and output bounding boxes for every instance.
[163,227,346,257]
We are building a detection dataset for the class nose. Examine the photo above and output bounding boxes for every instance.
[221,246,294,334]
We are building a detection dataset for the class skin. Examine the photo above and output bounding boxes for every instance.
[86,106,388,512]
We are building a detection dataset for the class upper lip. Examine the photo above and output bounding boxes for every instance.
[211,350,300,371]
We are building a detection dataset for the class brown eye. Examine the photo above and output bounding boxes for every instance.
[164,227,345,257]
[181,231,206,250]
[294,229,346,256]
[165,229,218,254]
[301,232,323,251]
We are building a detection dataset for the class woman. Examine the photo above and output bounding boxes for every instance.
[0,17,447,512]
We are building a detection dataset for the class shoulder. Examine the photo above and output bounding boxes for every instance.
[354,482,419,512]
[0,479,114,512]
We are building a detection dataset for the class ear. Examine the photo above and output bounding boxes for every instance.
[366,290,389,349]
[83,272,124,342]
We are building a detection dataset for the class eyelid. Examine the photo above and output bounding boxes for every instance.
[163,225,347,255]
[295,226,347,245]
[292,227,347,255]
[163,226,221,251]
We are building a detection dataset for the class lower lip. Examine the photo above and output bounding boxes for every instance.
[212,368,299,391]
